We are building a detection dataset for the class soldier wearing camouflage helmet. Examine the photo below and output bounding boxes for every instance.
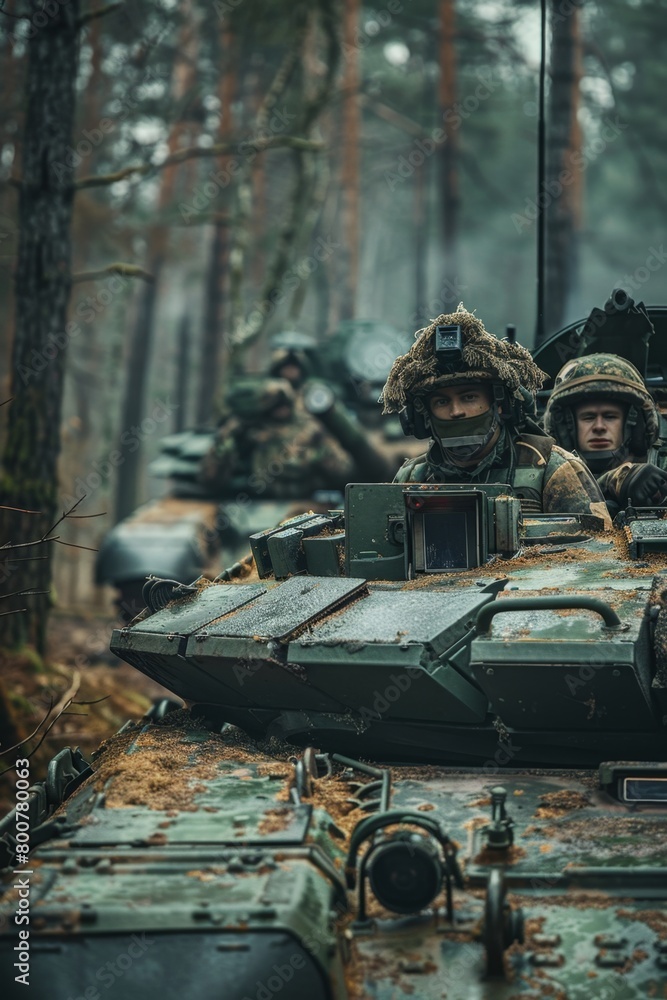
[199,376,354,499]
[268,331,317,390]
[543,353,667,510]
[381,306,607,517]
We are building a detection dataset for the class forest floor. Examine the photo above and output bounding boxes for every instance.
[0,607,175,811]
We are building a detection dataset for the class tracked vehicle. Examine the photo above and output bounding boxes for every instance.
[3,477,667,998]
[95,321,414,618]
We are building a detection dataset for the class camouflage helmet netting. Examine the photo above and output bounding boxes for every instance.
[543,353,660,449]
[380,306,547,414]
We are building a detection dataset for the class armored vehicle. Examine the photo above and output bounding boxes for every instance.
[534,288,667,417]
[3,477,667,998]
[96,322,415,618]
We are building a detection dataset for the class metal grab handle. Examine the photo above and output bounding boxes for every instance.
[475,595,623,633]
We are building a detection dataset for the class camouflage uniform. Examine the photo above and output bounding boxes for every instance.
[382,307,607,518]
[543,354,667,510]
[200,377,355,500]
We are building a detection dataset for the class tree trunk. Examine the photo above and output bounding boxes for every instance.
[113,264,161,523]
[196,221,229,424]
[195,23,235,425]
[0,1,80,652]
[339,0,360,321]
[174,312,190,433]
[543,0,583,336]
[0,47,24,406]
[439,0,460,290]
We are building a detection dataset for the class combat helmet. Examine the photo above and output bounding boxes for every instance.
[225,377,295,422]
[269,330,317,386]
[381,306,546,461]
[543,353,660,473]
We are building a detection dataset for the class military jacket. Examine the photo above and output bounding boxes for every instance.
[394,432,608,519]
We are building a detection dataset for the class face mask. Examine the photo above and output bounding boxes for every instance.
[429,408,498,461]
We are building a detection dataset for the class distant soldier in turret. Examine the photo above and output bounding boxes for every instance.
[199,377,355,500]
[543,353,667,512]
[268,330,317,391]
[381,306,607,518]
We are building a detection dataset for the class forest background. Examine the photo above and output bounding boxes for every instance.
[0,0,666,638]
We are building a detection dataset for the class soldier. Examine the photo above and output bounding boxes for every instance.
[268,331,317,390]
[543,353,667,511]
[380,306,607,517]
[199,376,355,499]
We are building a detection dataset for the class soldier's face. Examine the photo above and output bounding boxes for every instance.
[277,362,303,387]
[428,383,493,420]
[575,401,624,452]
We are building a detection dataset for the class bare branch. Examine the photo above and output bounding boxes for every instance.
[0,698,54,761]
[0,672,82,772]
[0,588,48,602]
[0,537,54,552]
[0,504,41,514]
[53,539,99,552]
[255,14,307,131]
[75,135,324,190]
[1,554,49,564]
[72,264,154,284]
[44,496,87,537]
[359,95,428,139]
[77,2,124,29]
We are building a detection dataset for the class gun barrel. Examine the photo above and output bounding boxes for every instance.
[304,383,396,482]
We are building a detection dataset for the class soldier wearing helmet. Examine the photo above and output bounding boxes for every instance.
[381,307,606,517]
[199,376,354,499]
[543,353,667,510]
[268,331,317,390]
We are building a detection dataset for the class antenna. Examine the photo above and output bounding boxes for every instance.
[535,0,547,345]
